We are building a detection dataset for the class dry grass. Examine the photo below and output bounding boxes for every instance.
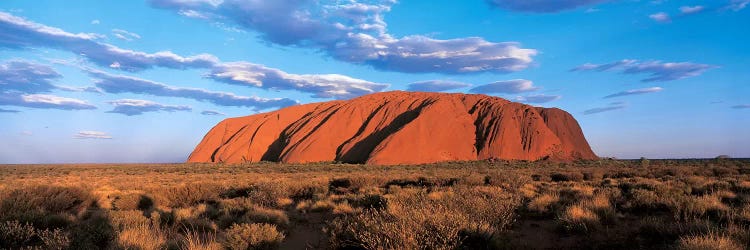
[677,233,744,250]
[224,223,284,250]
[0,159,747,249]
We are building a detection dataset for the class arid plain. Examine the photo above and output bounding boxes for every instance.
[1,159,749,249]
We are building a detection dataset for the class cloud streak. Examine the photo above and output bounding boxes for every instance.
[485,0,609,13]
[112,29,141,41]
[0,108,19,113]
[87,68,298,110]
[732,104,750,109]
[515,94,561,103]
[73,131,112,139]
[572,59,716,82]
[208,62,388,99]
[201,110,224,116]
[604,87,663,98]
[149,0,537,74]
[584,102,627,115]
[406,80,471,92]
[649,12,671,23]
[679,5,705,14]
[469,79,539,94]
[0,11,218,71]
[0,92,98,110]
[0,60,61,93]
[107,99,191,116]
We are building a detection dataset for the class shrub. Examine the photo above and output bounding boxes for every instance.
[69,213,116,249]
[0,186,94,223]
[558,205,600,233]
[527,192,560,216]
[109,210,150,231]
[677,233,743,250]
[550,172,583,182]
[160,183,223,208]
[117,225,165,250]
[0,220,38,248]
[242,206,289,228]
[224,223,285,250]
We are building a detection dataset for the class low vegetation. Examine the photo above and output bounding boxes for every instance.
[0,159,748,249]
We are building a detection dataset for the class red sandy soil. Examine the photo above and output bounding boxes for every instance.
[188,91,597,165]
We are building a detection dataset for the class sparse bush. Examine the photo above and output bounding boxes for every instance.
[527,192,560,216]
[117,225,165,250]
[559,204,600,233]
[224,223,284,250]
[2,159,750,250]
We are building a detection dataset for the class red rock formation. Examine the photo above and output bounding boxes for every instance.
[188,91,597,165]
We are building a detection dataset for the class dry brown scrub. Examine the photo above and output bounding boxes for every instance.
[0,159,748,249]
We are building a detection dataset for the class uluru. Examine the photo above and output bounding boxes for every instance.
[188,91,596,165]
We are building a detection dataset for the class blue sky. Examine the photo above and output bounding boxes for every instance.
[0,0,748,163]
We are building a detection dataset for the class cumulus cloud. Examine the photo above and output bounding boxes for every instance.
[149,0,537,74]
[0,60,61,93]
[584,102,627,115]
[515,94,561,103]
[2,12,387,99]
[0,92,97,110]
[604,87,663,98]
[0,11,219,71]
[91,19,100,25]
[649,12,671,23]
[112,29,141,41]
[201,110,225,115]
[469,79,539,94]
[679,5,705,14]
[86,68,298,109]
[485,0,609,13]
[406,80,471,92]
[732,104,750,109]
[107,99,191,116]
[572,59,716,82]
[208,62,388,99]
[73,131,112,139]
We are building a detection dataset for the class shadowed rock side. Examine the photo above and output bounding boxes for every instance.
[188,91,597,165]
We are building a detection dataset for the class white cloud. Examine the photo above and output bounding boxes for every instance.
[201,110,225,116]
[208,62,389,99]
[469,79,540,94]
[149,0,537,74]
[679,5,704,14]
[649,12,671,23]
[515,94,561,103]
[87,68,299,109]
[106,99,191,116]
[0,11,218,71]
[572,59,716,82]
[73,131,112,139]
[112,29,141,41]
[604,87,663,98]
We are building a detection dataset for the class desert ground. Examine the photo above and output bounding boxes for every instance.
[1,159,749,249]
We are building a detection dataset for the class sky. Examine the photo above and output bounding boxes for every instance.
[0,0,748,163]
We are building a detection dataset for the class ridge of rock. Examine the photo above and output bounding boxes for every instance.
[188,91,597,165]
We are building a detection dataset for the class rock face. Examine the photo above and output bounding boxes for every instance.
[188,91,597,165]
